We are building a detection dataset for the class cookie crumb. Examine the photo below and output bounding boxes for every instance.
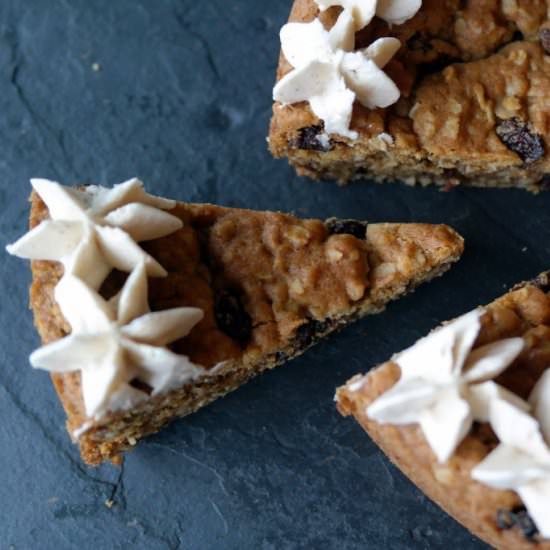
[105,499,114,509]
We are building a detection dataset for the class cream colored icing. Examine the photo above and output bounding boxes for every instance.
[273,11,401,138]
[6,178,183,289]
[367,309,525,463]
[472,370,550,539]
[71,360,231,439]
[315,0,422,29]
[30,262,206,419]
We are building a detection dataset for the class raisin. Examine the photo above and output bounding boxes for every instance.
[469,422,498,448]
[532,271,550,293]
[214,289,252,344]
[511,30,524,42]
[516,512,539,541]
[326,219,368,240]
[405,33,459,77]
[406,33,432,54]
[276,319,336,360]
[274,351,288,363]
[496,509,515,530]
[540,28,550,54]
[289,125,333,152]
[496,507,539,541]
[129,378,153,395]
[416,54,458,79]
[496,118,545,164]
[293,319,332,351]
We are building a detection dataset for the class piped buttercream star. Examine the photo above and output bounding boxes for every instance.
[273,11,401,138]
[315,0,422,29]
[6,178,183,289]
[367,309,525,463]
[30,262,206,419]
[472,370,550,539]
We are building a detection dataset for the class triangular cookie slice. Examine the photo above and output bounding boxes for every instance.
[336,272,550,548]
[12,180,463,464]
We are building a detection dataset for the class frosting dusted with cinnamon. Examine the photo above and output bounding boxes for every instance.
[31,263,206,418]
[7,178,182,289]
[7,179,208,423]
[273,11,401,138]
[367,309,525,463]
[473,370,550,539]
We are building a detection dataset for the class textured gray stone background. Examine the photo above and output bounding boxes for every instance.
[1,1,549,549]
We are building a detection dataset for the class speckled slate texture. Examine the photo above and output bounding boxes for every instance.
[1,1,549,549]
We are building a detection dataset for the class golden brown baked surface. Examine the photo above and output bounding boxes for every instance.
[29,193,463,464]
[336,272,550,549]
[269,0,550,190]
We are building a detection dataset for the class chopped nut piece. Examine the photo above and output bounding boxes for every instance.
[433,465,454,486]
[511,286,550,325]
[326,248,344,262]
[346,281,366,301]
[289,279,305,296]
[286,225,311,246]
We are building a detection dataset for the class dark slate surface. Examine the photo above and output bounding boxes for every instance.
[0,1,549,549]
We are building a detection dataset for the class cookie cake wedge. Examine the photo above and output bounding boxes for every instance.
[269,0,550,190]
[7,178,463,465]
[336,272,550,548]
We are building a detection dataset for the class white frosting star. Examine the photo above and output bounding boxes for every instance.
[315,0,422,29]
[6,178,183,289]
[367,309,525,463]
[472,370,550,539]
[273,11,401,138]
[30,262,206,419]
